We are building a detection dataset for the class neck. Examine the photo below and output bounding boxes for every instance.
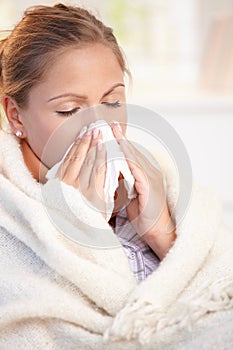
[20,139,48,183]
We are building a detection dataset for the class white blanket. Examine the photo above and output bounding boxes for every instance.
[0,129,233,350]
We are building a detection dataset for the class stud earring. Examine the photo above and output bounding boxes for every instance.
[15,130,23,137]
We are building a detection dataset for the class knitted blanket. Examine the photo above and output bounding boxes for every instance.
[0,129,233,350]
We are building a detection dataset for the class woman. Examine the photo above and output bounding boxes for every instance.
[0,4,232,350]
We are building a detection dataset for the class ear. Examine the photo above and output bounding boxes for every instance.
[3,96,27,138]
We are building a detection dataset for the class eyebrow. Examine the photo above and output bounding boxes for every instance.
[47,83,125,103]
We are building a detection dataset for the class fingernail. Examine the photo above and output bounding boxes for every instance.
[112,120,122,132]
[86,128,92,136]
[78,126,87,139]
[117,123,122,132]
[98,139,103,151]
[93,128,99,139]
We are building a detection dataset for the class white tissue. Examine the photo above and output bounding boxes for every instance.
[46,120,137,221]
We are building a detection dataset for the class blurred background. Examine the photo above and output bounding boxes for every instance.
[0,0,233,228]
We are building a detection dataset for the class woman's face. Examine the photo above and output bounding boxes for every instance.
[18,43,126,160]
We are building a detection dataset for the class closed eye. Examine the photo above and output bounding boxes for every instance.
[101,101,121,108]
[56,107,80,116]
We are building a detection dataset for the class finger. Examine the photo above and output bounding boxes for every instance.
[79,133,99,189]
[56,137,81,179]
[110,122,144,177]
[111,121,163,178]
[110,121,141,163]
[63,125,88,162]
[56,126,88,178]
[61,129,93,184]
[111,122,157,197]
[79,127,103,189]
[110,121,125,142]
[90,140,106,198]
[78,148,96,190]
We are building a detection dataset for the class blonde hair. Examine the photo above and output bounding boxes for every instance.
[0,3,130,128]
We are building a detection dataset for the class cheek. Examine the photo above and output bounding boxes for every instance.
[24,113,65,158]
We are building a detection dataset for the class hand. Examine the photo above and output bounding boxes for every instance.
[111,122,176,259]
[56,128,107,218]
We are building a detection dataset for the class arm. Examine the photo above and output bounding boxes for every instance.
[142,204,177,260]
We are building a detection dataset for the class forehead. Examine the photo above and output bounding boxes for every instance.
[47,44,123,84]
[29,43,124,99]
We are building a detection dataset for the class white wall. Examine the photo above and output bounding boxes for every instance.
[146,102,233,230]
